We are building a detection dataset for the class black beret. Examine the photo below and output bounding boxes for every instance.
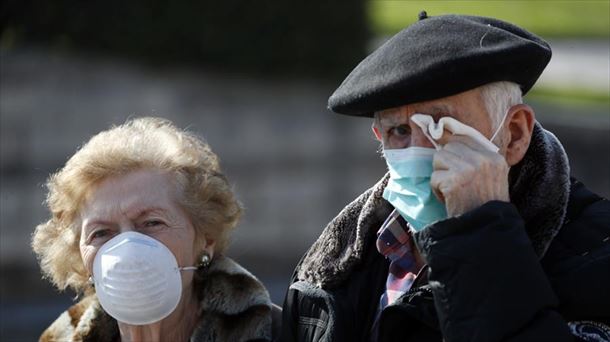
[328,13,552,117]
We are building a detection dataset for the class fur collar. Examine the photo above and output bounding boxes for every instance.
[297,123,571,289]
[40,256,273,342]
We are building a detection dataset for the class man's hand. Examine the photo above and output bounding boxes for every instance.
[430,135,510,217]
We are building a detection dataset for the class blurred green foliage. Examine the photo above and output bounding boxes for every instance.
[528,87,610,108]
[369,1,610,38]
[1,0,368,78]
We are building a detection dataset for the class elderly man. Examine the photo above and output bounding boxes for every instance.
[280,12,610,342]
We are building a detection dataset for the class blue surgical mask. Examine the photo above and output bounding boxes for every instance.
[382,147,447,231]
[381,112,508,231]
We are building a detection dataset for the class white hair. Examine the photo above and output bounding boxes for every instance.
[479,81,523,129]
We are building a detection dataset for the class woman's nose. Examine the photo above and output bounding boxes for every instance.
[118,223,136,234]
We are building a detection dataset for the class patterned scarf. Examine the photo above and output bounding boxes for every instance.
[376,209,420,309]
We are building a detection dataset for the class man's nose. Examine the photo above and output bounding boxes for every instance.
[410,125,437,148]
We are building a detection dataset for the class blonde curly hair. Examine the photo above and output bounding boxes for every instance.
[32,117,242,293]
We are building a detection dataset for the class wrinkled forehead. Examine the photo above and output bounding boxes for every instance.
[374,87,487,127]
[79,170,182,219]
[375,103,455,127]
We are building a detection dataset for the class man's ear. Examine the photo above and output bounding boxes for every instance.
[372,123,382,141]
[504,104,535,166]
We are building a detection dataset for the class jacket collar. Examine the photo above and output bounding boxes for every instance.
[41,256,273,342]
[297,123,570,289]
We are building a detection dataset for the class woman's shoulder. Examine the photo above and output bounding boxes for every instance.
[40,295,118,342]
[200,255,271,307]
[191,255,280,341]
[40,296,92,342]
[40,257,281,342]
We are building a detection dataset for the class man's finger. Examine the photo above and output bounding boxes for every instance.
[428,129,454,146]
[442,141,484,164]
[433,148,472,171]
[430,169,451,203]
[444,133,493,153]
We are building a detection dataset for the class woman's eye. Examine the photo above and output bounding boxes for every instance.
[91,230,109,240]
[143,220,164,227]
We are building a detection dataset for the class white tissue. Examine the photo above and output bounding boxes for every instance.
[410,114,500,153]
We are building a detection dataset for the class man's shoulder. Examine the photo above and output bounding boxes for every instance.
[554,179,609,254]
[565,179,609,222]
[544,179,609,260]
[294,174,392,289]
[542,179,610,321]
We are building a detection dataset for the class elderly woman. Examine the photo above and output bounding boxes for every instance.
[32,117,279,341]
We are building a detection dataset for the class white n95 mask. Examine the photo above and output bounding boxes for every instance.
[92,231,194,325]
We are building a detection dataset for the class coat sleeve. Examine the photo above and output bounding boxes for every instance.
[279,283,300,342]
[413,201,577,342]
[279,270,335,342]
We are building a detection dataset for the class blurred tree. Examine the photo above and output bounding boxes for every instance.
[368,1,610,38]
[1,0,368,79]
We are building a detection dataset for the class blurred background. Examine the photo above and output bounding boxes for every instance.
[1,1,608,340]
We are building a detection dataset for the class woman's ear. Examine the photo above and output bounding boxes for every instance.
[202,236,216,260]
[504,104,535,166]
[193,234,216,266]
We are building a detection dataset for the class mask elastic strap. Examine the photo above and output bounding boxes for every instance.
[489,110,509,144]
[178,253,211,272]
[179,266,198,272]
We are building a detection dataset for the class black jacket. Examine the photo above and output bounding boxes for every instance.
[280,124,610,342]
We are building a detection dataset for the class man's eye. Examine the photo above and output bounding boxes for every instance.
[390,125,410,137]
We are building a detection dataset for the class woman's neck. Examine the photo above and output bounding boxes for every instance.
[117,287,200,342]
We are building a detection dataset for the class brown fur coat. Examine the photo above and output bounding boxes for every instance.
[40,256,275,342]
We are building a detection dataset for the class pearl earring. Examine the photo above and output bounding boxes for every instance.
[198,253,211,269]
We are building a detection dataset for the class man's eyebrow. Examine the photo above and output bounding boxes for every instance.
[377,103,456,128]
[379,113,407,126]
[422,103,453,115]
[432,104,452,112]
